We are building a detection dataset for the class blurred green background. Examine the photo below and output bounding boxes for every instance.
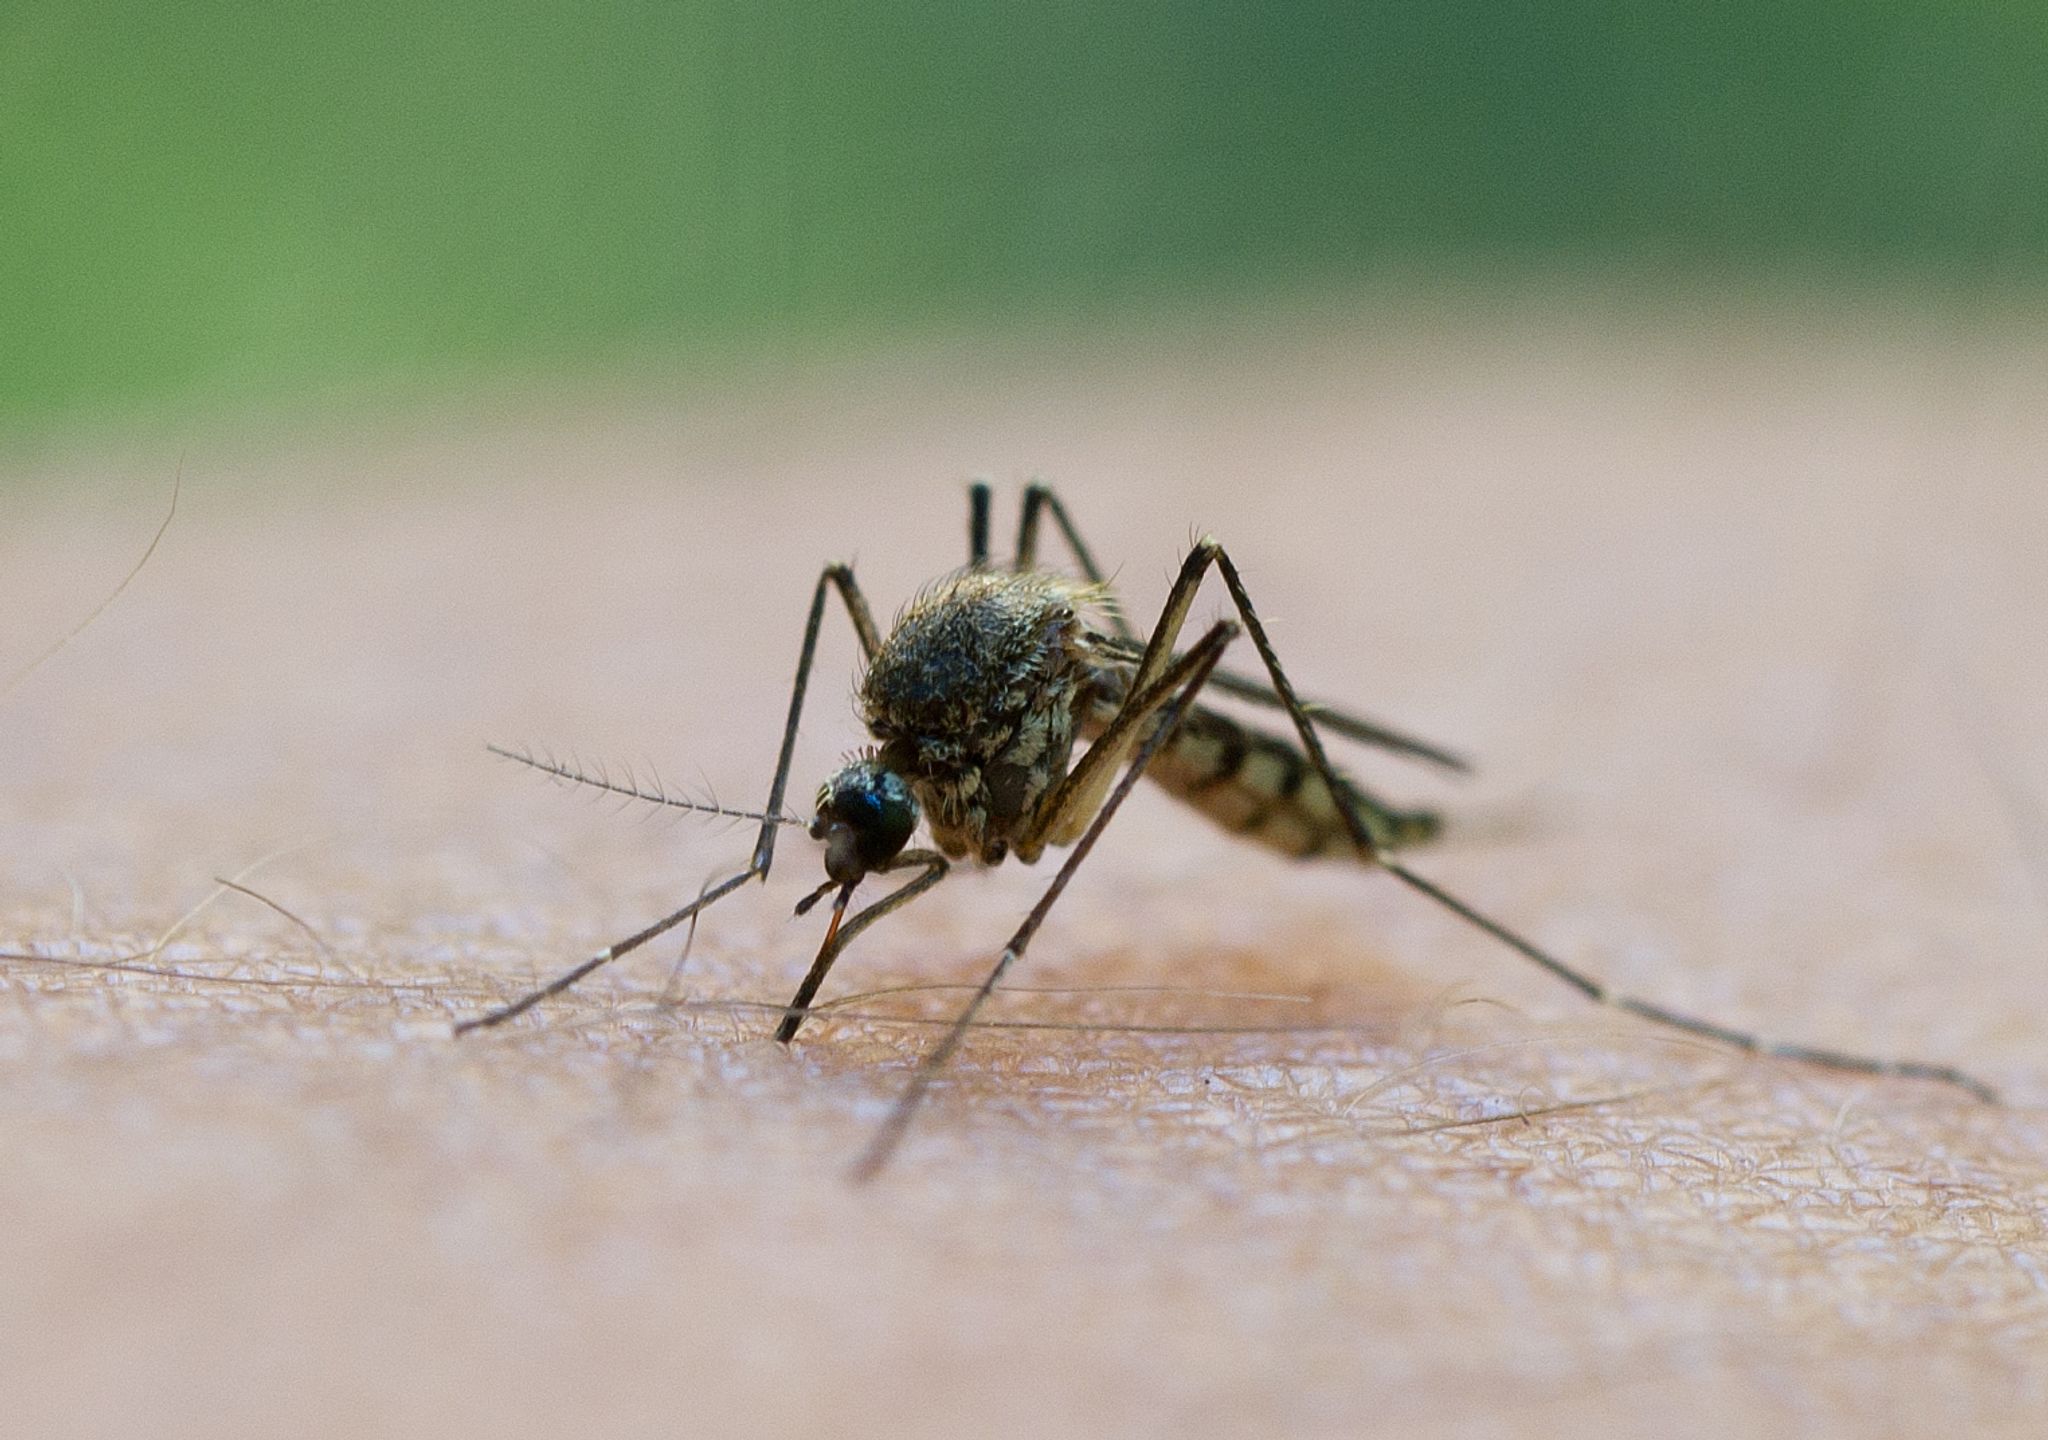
[5,1,2046,437]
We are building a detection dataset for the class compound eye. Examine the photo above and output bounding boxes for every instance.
[843,768,917,868]
[816,762,919,882]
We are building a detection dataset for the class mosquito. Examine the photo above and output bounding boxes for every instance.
[461,482,1997,1179]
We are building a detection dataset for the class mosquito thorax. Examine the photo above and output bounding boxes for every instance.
[858,568,1102,863]
[812,759,920,884]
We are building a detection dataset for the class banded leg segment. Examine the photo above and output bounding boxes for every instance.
[457,562,880,1034]
[1013,483,1466,773]
[1173,539,1995,1105]
[851,619,1240,1181]
[1043,538,1435,856]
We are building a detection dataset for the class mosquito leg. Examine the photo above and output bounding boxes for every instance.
[457,562,880,1033]
[1015,483,1461,777]
[1024,486,1462,775]
[822,563,882,663]
[453,868,756,1033]
[1000,532,1247,856]
[776,849,950,1044]
[1018,487,1462,774]
[1015,482,1138,640]
[1089,633,1471,775]
[1199,665,1470,772]
[1381,861,1998,1102]
[849,620,1237,1181]
[968,482,992,568]
[1183,538,1997,1104]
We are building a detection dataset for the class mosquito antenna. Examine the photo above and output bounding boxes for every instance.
[488,744,808,826]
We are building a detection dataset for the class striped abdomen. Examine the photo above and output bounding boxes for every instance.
[1083,694,1440,860]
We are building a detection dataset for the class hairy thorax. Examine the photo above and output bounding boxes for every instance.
[860,569,1109,864]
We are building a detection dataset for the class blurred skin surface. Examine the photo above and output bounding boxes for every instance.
[2,303,2046,1437]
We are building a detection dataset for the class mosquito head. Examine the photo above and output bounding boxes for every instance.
[812,759,919,885]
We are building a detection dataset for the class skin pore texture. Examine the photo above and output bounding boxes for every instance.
[2,304,2045,1437]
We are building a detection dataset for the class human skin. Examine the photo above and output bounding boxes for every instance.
[2,302,2045,1437]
